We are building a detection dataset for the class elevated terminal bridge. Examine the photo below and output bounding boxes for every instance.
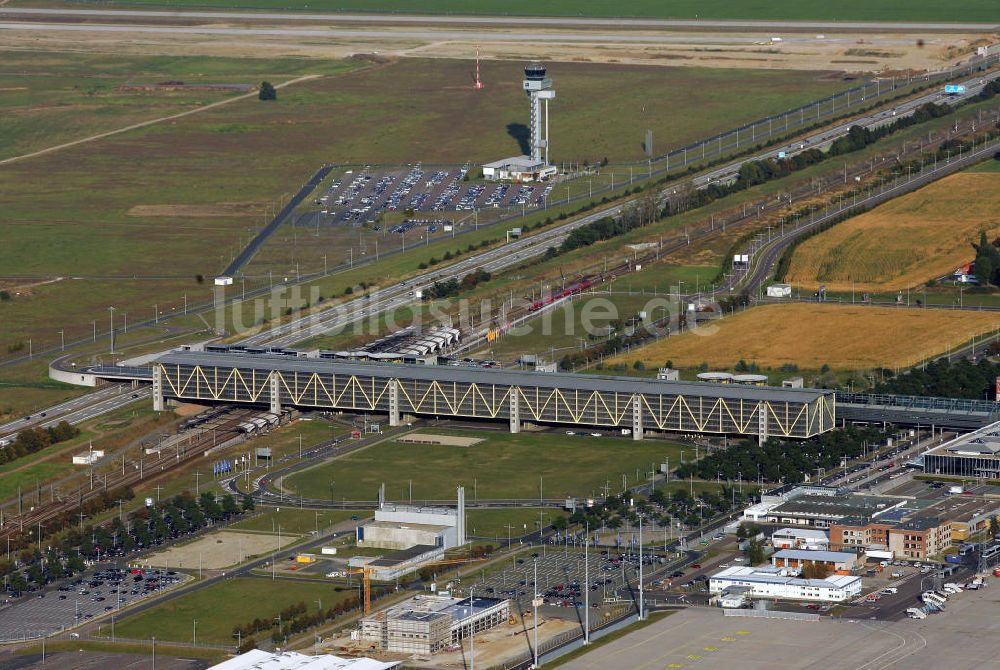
[153,351,835,442]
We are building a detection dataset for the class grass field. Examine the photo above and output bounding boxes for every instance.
[57,0,999,22]
[784,171,1000,292]
[286,429,686,502]
[612,303,1000,371]
[109,577,352,644]
[970,159,1000,173]
[0,52,339,160]
[0,54,850,366]
[230,508,365,535]
[466,508,554,540]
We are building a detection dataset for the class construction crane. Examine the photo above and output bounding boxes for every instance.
[345,555,485,616]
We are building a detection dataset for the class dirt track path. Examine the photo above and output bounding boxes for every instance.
[0,74,321,167]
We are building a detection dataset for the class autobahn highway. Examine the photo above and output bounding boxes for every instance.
[7,60,997,428]
[0,384,149,440]
[245,65,1000,350]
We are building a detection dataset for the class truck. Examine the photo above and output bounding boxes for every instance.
[946,554,962,564]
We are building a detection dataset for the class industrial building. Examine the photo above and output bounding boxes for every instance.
[771,528,829,550]
[360,594,510,654]
[482,63,558,182]
[358,494,466,552]
[771,548,858,573]
[207,650,400,670]
[709,566,862,602]
[923,421,1000,478]
[153,351,836,442]
[345,488,468,580]
[830,494,1000,560]
[743,486,906,528]
[346,545,445,582]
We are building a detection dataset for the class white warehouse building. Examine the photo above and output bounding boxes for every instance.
[709,566,861,602]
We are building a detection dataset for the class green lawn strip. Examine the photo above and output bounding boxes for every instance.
[106,576,355,645]
[466,508,557,541]
[285,428,685,501]
[229,508,364,535]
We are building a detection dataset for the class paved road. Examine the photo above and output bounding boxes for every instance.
[0,21,921,44]
[6,48,994,424]
[1,8,996,31]
[0,385,149,440]
[247,65,997,350]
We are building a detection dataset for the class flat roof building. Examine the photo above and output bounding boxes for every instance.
[771,548,858,573]
[361,595,510,655]
[154,351,836,442]
[760,493,907,528]
[481,156,557,182]
[771,528,830,550]
[207,650,400,670]
[923,421,1000,478]
[709,566,861,602]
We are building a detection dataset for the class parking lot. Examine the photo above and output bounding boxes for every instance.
[314,165,553,227]
[0,566,190,641]
[463,543,682,614]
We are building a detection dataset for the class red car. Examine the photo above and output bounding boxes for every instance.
[690,564,702,570]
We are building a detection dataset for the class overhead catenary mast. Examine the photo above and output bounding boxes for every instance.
[474,45,484,90]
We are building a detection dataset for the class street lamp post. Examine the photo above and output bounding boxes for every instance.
[108,306,116,355]
[533,558,539,668]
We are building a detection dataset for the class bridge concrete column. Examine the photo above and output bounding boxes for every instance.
[389,379,400,427]
[152,365,164,412]
[758,401,768,446]
[270,372,281,414]
[509,387,521,434]
[632,395,644,441]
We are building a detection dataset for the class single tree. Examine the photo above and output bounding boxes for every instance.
[259,81,277,101]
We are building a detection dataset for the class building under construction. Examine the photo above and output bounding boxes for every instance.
[360,595,510,655]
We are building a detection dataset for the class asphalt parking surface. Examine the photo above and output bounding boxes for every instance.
[0,566,190,642]
[314,165,552,227]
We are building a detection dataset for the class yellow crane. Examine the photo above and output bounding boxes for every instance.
[345,554,485,616]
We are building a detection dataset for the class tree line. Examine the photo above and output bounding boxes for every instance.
[873,357,1000,400]
[0,421,79,466]
[675,425,893,484]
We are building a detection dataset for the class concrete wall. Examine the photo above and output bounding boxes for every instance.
[361,525,445,550]
[48,364,97,387]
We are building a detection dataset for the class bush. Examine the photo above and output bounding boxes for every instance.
[258,81,277,101]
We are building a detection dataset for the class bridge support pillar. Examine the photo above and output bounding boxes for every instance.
[509,387,521,434]
[758,401,768,446]
[270,372,281,414]
[152,365,164,412]
[632,395,644,440]
[389,379,400,427]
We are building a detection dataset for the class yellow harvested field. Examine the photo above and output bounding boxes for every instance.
[613,304,1000,370]
[784,172,1000,292]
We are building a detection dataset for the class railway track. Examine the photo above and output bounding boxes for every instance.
[0,408,257,548]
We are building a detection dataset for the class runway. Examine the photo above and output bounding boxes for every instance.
[0,7,996,31]
[0,20,927,45]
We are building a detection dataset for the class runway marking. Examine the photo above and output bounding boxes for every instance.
[668,664,683,668]
[702,646,717,651]
[686,654,701,660]
[721,636,736,641]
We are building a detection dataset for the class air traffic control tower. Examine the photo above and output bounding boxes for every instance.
[523,62,555,165]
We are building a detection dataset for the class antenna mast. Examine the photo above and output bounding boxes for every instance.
[474,45,484,90]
